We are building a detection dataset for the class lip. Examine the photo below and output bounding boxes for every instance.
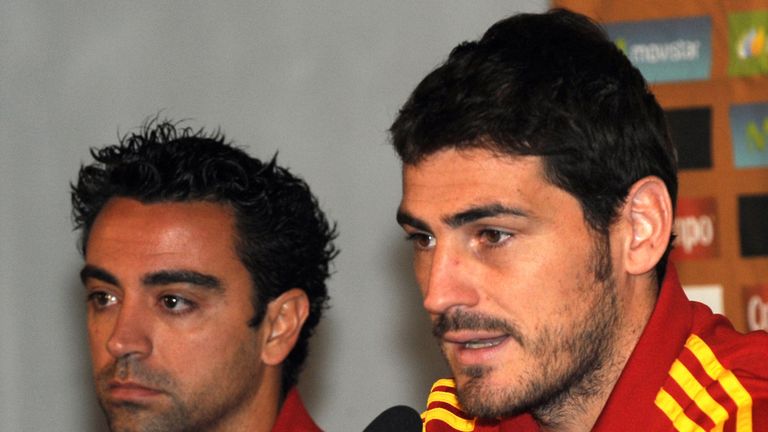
[442,330,508,344]
[441,331,512,365]
[107,381,163,401]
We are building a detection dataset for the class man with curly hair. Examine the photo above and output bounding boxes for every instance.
[72,118,337,432]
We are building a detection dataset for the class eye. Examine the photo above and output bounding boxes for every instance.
[478,229,512,246]
[159,295,196,315]
[87,291,118,310]
[406,232,436,250]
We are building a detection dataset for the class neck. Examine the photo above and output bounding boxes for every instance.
[212,366,283,432]
[533,346,628,431]
[536,274,658,431]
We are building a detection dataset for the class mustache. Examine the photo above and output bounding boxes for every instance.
[432,310,525,346]
[96,357,174,391]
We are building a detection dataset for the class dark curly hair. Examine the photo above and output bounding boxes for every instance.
[72,118,338,393]
[390,8,677,284]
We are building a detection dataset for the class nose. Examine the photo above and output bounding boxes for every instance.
[106,296,152,360]
[421,242,480,315]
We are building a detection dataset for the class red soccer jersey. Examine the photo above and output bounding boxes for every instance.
[272,388,322,432]
[422,266,768,431]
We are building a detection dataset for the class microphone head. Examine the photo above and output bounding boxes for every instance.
[363,405,422,432]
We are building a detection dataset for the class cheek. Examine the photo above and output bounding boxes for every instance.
[87,317,111,349]
[186,333,262,385]
[172,323,260,362]
[486,267,560,321]
[87,325,114,370]
[411,254,432,288]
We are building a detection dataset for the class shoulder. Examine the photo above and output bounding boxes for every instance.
[655,303,768,430]
[689,302,768,379]
[272,388,322,432]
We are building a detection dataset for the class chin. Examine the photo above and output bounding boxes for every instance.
[454,369,537,419]
[457,385,530,419]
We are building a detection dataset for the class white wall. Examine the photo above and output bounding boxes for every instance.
[0,1,547,430]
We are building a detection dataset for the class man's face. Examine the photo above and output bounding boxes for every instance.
[398,148,620,418]
[83,198,267,432]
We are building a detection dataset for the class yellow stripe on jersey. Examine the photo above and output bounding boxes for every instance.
[428,390,462,407]
[431,378,458,392]
[423,379,476,431]
[422,407,476,432]
[668,359,728,431]
[655,388,707,432]
[686,334,753,432]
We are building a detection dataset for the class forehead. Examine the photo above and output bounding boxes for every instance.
[401,148,553,212]
[85,198,241,273]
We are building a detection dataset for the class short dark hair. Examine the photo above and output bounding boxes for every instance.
[390,8,677,283]
[72,118,338,392]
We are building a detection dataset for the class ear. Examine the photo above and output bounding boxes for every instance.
[620,176,673,276]
[260,288,310,366]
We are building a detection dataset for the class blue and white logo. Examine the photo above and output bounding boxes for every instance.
[605,16,711,83]
[730,103,768,169]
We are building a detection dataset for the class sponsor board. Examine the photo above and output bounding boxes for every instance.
[670,197,719,261]
[739,194,768,257]
[728,10,768,77]
[665,107,712,170]
[729,102,768,168]
[683,284,724,315]
[605,16,711,83]
[744,284,768,331]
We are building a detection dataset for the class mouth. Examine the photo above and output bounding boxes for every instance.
[433,310,522,368]
[443,331,511,349]
[440,331,512,366]
[455,335,509,349]
[106,381,163,401]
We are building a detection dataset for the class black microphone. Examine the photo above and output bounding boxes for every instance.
[363,405,422,432]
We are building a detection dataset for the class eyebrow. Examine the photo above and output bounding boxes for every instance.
[397,203,530,232]
[80,265,223,292]
[80,265,119,286]
[142,270,223,291]
[396,209,430,232]
[443,203,530,228]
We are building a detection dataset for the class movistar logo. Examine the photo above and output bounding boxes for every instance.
[605,16,711,83]
[746,117,768,152]
[730,103,768,168]
[736,26,766,59]
[625,38,701,64]
[615,38,628,55]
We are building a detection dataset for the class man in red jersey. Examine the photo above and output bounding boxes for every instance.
[391,9,768,432]
[72,119,336,432]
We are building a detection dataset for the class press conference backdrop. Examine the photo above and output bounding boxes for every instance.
[0,1,548,431]
[556,0,768,332]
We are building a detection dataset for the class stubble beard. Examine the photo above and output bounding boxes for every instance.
[96,345,261,432]
[437,234,620,424]
[96,358,189,432]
